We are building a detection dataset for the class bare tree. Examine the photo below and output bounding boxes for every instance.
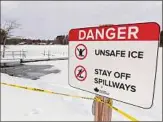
[1,20,20,57]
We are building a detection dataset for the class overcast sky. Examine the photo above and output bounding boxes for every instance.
[1,1,162,40]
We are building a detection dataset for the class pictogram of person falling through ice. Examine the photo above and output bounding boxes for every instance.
[77,47,85,57]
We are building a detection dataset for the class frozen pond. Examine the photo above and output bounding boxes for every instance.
[1,64,61,80]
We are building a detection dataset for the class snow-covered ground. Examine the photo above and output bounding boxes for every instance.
[1,45,162,121]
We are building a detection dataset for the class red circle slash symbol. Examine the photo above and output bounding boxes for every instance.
[75,44,87,60]
[74,65,87,81]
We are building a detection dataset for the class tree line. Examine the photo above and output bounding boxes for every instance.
[0,35,69,45]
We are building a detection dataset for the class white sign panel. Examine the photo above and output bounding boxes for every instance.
[68,22,160,108]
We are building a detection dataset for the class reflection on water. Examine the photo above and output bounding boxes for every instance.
[1,64,61,80]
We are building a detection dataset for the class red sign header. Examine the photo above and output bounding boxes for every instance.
[69,22,160,41]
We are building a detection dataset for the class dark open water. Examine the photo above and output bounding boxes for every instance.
[1,64,61,80]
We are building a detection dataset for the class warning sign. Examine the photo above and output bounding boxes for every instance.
[75,44,88,60]
[74,65,87,81]
[68,22,160,108]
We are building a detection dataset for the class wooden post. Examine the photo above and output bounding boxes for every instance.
[2,37,6,58]
[12,51,15,59]
[20,50,21,58]
[94,24,114,122]
[94,95,113,121]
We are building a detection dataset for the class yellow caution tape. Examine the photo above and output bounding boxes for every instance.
[1,82,138,121]
[1,82,94,100]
